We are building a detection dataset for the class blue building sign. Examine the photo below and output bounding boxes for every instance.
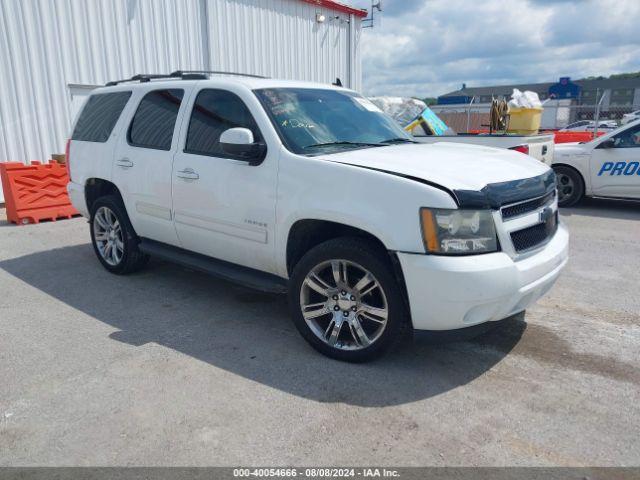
[548,77,581,99]
[437,95,472,105]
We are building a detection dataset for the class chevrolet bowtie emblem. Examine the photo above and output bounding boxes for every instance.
[539,207,553,223]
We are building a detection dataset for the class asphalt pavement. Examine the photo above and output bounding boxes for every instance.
[0,199,639,466]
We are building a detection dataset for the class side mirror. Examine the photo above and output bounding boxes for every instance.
[220,127,266,164]
[597,138,615,149]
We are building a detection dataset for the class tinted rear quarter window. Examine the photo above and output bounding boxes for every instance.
[185,89,262,158]
[128,89,184,150]
[72,92,132,142]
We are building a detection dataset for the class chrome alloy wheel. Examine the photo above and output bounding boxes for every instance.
[299,259,389,351]
[556,172,575,204]
[93,206,124,266]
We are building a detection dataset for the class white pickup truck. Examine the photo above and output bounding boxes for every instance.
[413,132,554,165]
[369,97,555,165]
[67,72,568,362]
[552,119,640,206]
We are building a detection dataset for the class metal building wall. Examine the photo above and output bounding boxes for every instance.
[0,0,206,201]
[0,0,205,162]
[0,0,362,202]
[205,0,361,90]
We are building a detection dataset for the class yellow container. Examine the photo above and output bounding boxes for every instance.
[507,107,543,135]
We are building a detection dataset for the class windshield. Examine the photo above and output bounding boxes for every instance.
[254,88,414,154]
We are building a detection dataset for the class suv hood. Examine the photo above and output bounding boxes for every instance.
[326,142,550,192]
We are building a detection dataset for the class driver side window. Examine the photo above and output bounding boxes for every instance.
[185,89,263,159]
[613,124,640,148]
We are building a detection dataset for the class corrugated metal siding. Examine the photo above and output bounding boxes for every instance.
[206,0,361,90]
[0,0,361,202]
[0,0,204,162]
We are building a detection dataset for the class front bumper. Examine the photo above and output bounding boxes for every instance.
[397,223,568,331]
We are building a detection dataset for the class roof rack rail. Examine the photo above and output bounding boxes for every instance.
[170,70,269,79]
[105,72,207,86]
[105,70,267,87]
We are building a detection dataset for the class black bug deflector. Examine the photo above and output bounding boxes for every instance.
[453,169,556,209]
[333,160,556,211]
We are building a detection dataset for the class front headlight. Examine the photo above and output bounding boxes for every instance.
[420,208,498,254]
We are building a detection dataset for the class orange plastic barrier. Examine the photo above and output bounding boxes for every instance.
[468,129,490,134]
[552,131,606,144]
[0,160,79,225]
[469,129,607,144]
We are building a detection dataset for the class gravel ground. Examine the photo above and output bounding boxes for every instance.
[0,199,639,466]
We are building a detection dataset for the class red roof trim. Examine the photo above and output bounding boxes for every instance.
[299,0,368,18]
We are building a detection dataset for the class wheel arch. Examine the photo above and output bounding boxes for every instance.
[284,219,410,308]
[85,178,124,213]
[285,219,387,275]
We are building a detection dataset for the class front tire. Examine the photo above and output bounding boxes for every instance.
[553,165,584,207]
[90,195,148,274]
[289,237,408,362]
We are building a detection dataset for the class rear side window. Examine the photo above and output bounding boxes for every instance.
[185,89,262,158]
[72,92,131,142]
[128,89,184,150]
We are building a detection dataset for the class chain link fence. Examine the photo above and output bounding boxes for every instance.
[430,103,637,133]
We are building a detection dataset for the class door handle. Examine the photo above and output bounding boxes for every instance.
[116,158,134,168]
[176,168,199,180]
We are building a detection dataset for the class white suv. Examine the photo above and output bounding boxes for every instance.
[67,71,569,362]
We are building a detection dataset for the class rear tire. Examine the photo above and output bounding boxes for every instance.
[288,237,408,362]
[90,195,148,274]
[553,165,584,207]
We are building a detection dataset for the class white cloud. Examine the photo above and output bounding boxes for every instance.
[352,0,640,97]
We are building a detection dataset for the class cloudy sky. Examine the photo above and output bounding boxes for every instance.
[350,0,640,98]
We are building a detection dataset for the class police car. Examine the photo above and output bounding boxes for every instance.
[552,119,640,206]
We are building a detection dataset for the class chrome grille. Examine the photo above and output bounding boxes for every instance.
[501,190,556,220]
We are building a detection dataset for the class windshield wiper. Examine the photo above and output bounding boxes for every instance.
[379,137,419,144]
[303,141,384,150]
